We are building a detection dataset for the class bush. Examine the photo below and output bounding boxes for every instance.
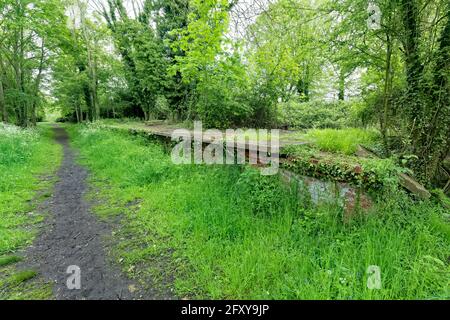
[277,99,363,129]
[194,68,252,129]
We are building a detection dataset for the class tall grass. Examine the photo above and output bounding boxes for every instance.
[0,123,62,255]
[306,128,380,155]
[0,123,38,166]
[70,124,450,299]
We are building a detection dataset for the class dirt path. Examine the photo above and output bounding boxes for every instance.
[24,126,137,300]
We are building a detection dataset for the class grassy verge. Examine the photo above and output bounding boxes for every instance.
[0,123,62,299]
[69,123,449,299]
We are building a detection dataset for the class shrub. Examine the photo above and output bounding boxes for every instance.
[194,66,252,129]
[277,99,363,129]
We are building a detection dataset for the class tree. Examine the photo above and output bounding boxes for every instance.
[399,0,450,182]
[145,0,191,120]
[0,0,65,126]
[170,0,250,128]
[328,0,449,182]
[97,0,175,120]
[51,0,121,122]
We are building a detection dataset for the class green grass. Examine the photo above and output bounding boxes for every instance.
[0,256,22,267]
[6,270,37,286]
[0,123,62,255]
[69,123,450,300]
[0,122,62,299]
[0,266,51,300]
[305,128,380,155]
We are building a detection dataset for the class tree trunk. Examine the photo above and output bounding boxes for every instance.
[30,40,46,127]
[401,0,423,90]
[401,0,423,142]
[0,80,7,122]
[426,8,450,184]
[338,69,345,101]
[381,34,393,154]
[142,105,149,121]
[297,65,310,102]
[93,51,100,120]
[400,0,450,183]
[78,0,99,121]
[112,101,116,118]
[15,11,27,128]
[31,103,37,126]
[80,105,84,122]
[75,105,80,123]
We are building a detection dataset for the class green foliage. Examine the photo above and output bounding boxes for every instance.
[153,95,171,119]
[247,0,327,105]
[70,126,450,299]
[430,213,450,242]
[191,55,252,128]
[234,168,292,216]
[0,0,67,126]
[52,2,121,122]
[282,144,401,193]
[170,0,251,128]
[328,0,450,183]
[51,53,87,121]
[0,124,62,255]
[306,128,381,155]
[170,0,231,81]
[127,21,170,119]
[0,123,38,166]
[278,100,362,129]
[431,189,450,210]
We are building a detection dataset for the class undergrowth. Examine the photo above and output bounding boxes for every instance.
[69,123,449,300]
[283,144,404,193]
[305,128,380,155]
[0,123,61,299]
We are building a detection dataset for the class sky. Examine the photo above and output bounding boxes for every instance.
[84,0,272,39]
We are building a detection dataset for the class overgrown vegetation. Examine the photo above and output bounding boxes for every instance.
[69,125,450,299]
[1,0,448,186]
[282,144,402,193]
[0,124,61,254]
[305,128,381,155]
[0,123,61,299]
[0,0,448,301]
[277,100,362,130]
